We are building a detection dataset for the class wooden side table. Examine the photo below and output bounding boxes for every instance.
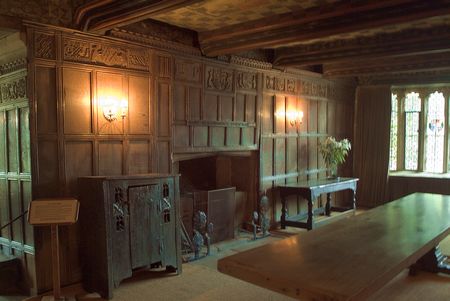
[278,177,358,230]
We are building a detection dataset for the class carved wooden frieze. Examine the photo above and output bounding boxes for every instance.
[299,80,327,98]
[205,66,233,92]
[286,78,296,93]
[64,39,91,63]
[91,44,127,68]
[265,76,285,92]
[62,37,149,71]
[0,77,27,103]
[34,32,56,60]
[174,59,201,83]
[236,71,257,90]
[0,58,27,75]
[128,49,149,70]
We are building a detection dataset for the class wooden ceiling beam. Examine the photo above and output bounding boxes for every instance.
[273,25,450,67]
[323,51,450,77]
[198,0,450,57]
[76,0,202,33]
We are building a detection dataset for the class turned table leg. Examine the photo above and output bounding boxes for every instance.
[281,195,287,229]
[325,193,331,216]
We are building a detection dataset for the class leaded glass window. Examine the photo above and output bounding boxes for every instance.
[424,91,445,173]
[404,92,421,170]
[389,94,398,171]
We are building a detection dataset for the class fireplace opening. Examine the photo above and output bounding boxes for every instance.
[175,152,258,245]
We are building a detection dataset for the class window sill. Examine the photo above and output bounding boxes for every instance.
[389,171,450,179]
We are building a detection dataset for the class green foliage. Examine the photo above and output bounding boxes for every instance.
[318,137,351,168]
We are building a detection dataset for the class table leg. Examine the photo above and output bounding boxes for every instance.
[351,189,356,210]
[281,195,286,229]
[325,193,331,216]
[307,197,314,230]
[409,245,450,275]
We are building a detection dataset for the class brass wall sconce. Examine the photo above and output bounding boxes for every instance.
[286,110,304,127]
[275,109,304,127]
[100,96,128,122]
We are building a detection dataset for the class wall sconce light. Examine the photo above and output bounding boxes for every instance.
[100,96,128,122]
[286,110,304,127]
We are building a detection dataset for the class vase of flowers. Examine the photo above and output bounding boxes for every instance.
[318,136,351,179]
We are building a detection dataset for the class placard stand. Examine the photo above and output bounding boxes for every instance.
[28,198,79,301]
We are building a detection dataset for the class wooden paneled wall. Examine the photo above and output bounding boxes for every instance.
[172,61,259,154]
[0,65,34,291]
[259,73,355,223]
[24,23,356,293]
[27,26,164,292]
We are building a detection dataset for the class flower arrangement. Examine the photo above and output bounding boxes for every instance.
[318,137,351,177]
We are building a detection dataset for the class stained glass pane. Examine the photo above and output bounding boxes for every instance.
[389,94,398,171]
[404,92,421,170]
[425,91,445,173]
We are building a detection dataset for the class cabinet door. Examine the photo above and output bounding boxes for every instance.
[160,178,177,267]
[129,185,155,268]
[149,183,162,264]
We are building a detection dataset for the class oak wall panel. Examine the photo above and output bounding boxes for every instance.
[157,82,170,137]
[0,112,5,172]
[19,107,31,173]
[0,179,10,239]
[9,180,22,243]
[98,141,123,176]
[65,141,93,194]
[128,140,150,174]
[7,109,18,172]
[35,66,57,134]
[63,68,92,134]
[220,95,233,121]
[37,140,59,197]
[157,140,170,173]
[128,75,150,134]
[204,93,218,121]
[210,127,225,147]
[173,85,185,121]
[193,126,208,147]
[173,126,189,147]
[189,87,201,120]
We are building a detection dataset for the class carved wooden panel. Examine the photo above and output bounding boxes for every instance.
[175,59,201,83]
[128,75,150,134]
[0,112,5,172]
[65,141,93,195]
[35,66,57,134]
[158,55,171,78]
[128,140,151,174]
[205,66,233,92]
[34,32,56,60]
[63,68,92,134]
[98,141,123,176]
[63,37,149,71]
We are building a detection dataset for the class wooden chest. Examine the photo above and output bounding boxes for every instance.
[78,174,182,299]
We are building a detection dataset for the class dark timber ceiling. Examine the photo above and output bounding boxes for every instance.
[75,0,450,80]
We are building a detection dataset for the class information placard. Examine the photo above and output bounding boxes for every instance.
[28,198,79,225]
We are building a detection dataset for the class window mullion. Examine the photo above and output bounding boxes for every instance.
[398,92,405,171]
[418,93,425,172]
[445,89,449,173]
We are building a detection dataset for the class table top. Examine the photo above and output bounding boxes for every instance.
[277,177,358,190]
[218,193,450,301]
